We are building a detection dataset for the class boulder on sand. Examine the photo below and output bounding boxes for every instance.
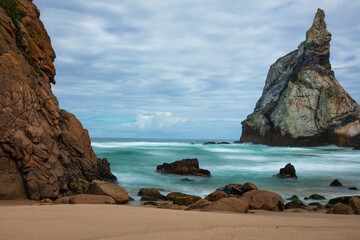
[186,199,212,210]
[88,180,129,204]
[242,190,284,211]
[69,194,116,204]
[202,197,249,213]
[205,190,228,202]
[173,195,201,206]
[156,159,211,177]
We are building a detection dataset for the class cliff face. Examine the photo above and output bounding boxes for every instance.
[0,0,116,200]
[240,9,360,147]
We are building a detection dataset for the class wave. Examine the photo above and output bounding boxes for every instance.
[92,141,191,148]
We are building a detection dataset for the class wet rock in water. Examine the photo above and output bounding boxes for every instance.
[286,195,300,201]
[203,142,216,145]
[143,201,159,206]
[69,194,116,204]
[330,179,343,187]
[166,192,190,201]
[205,190,228,202]
[87,180,130,204]
[242,190,284,211]
[181,178,193,182]
[239,9,360,147]
[276,163,297,179]
[309,202,323,208]
[185,199,212,210]
[173,195,201,206]
[285,200,305,209]
[138,188,167,200]
[156,158,211,177]
[217,142,230,144]
[216,184,244,196]
[327,196,360,205]
[304,194,326,200]
[202,197,249,213]
[348,187,358,190]
[140,196,159,201]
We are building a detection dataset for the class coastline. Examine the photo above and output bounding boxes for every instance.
[0,203,359,240]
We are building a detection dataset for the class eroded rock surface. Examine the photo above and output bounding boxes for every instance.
[0,0,116,200]
[240,9,360,147]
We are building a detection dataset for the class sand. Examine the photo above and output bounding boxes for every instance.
[0,203,359,240]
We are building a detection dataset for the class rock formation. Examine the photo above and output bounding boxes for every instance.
[240,9,360,147]
[0,0,116,200]
[156,158,211,177]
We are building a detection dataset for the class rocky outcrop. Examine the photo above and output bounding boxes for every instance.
[240,9,360,147]
[156,158,211,177]
[275,163,297,178]
[0,1,116,200]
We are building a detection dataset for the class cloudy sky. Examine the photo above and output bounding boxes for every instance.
[33,0,360,140]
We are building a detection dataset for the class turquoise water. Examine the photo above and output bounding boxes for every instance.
[92,138,360,204]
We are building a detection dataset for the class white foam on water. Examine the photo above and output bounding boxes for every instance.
[204,148,251,153]
[92,141,190,148]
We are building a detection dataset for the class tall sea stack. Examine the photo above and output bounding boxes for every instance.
[240,9,360,147]
[0,0,116,200]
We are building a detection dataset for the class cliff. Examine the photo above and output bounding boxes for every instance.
[240,9,360,147]
[0,0,116,200]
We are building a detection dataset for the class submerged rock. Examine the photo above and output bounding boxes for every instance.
[305,194,326,200]
[330,179,343,187]
[275,163,297,178]
[203,142,216,145]
[0,0,116,200]
[156,158,211,177]
[239,9,360,147]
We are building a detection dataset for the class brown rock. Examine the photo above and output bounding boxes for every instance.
[54,196,70,204]
[205,190,228,202]
[202,197,249,213]
[285,200,305,209]
[242,190,284,211]
[185,199,212,210]
[349,197,360,214]
[330,203,355,215]
[0,1,116,200]
[69,194,115,204]
[87,180,129,204]
[156,158,211,177]
[0,157,27,199]
[138,188,167,200]
[244,182,258,191]
[173,195,201,206]
[157,203,180,210]
[69,179,89,194]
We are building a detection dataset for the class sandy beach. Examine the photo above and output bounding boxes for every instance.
[0,203,359,240]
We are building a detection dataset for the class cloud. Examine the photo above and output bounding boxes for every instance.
[34,0,360,139]
[121,112,186,131]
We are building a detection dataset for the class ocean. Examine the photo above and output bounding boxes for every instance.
[92,138,360,204]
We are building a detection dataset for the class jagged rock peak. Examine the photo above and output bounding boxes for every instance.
[240,9,360,147]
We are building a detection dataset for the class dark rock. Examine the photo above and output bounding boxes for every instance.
[285,200,305,209]
[233,141,241,144]
[203,142,216,145]
[143,201,159,206]
[173,195,201,206]
[0,1,116,200]
[309,202,323,208]
[286,195,299,201]
[138,188,167,200]
[217,142,230,144]
[354,145,360,150]
[327,196,360,205]
[239,9,360,147]
[205,190,228,202]
[276,163,297,178]
[166,192,190,201]
[305,194,326,200]
[330,179,343,187]
[156,158,211,177]
[216,184,244,196]
[349,197,360,214]
[348,187,358,190]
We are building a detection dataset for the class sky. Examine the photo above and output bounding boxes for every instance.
[33,0,360,140]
